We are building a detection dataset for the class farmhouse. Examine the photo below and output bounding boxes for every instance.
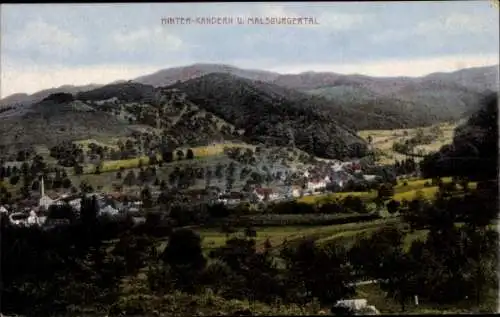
[253,188,279,202]
[218,192,244,205]
[286,185,302,198]
[306,178,327,193]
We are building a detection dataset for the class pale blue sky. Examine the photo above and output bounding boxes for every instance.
[1,1,499,97]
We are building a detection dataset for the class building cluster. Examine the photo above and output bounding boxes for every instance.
[0,159,381,227]
[1,177,146,228]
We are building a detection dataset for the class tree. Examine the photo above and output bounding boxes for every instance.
[141,186,153,209]
[162,150,173,163]
[31,180,40,191]
[349,225,417,311]
[377,183,394,200]
[215,164,224,179]
[123,170,137,187]
[386,199,401,215]
[186,149,194,160]
[149,155,158,165]
[161,228,206,292]
[176,150,184,161]
[9,175,19,186]
[80,195,99,227]
[62,178,72,189]
[73,163,84,175]
[281,239,356,304]
[244,226,257,238]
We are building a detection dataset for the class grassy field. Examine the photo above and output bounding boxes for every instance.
[297,177,474,205]
[78,141,253,175]
[153,218,402,256]
[197,218,401,252]
[355,283,498,314]
[358,122,458,165]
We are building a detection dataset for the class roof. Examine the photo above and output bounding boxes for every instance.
[186,189,209,196]
[254,188,274,195]
[60,194,82,202]
[308,178,325,184]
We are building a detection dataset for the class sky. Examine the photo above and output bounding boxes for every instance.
[1,1,499,98]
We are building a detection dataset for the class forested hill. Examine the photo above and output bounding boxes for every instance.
[2,64,497,130]
[420,92,498,181]
[169,73,369,159]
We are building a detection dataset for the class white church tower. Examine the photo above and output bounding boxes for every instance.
[40,175,45,197]
[38,176,54,210]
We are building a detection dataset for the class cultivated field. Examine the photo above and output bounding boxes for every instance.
[358,122,459,165]
[155,217,403,254]
[77,141,254,174]
[296,177,471,205]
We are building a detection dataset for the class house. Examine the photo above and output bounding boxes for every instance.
[253,188,279,202]
[43,217,71,229]
[363,174,379,182]
[334,299,368,311]
[290,185,302,198]
[0,206,8,214]
[27,210,45,226]
[306,178,327,193]
[186,189,209,200]
[100,205,119,216]
[68,199,82,210]
[218,192,244,205]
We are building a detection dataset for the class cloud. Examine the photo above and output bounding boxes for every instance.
[2,53,497,98]
[0,60,160,98]
[268,54,500,77]
[0,2,498,96]
[111,26,183,52]
[415,13,495,35]
[315,12,369,30]
[5,19,85,59]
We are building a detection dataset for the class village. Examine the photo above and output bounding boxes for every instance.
[0,157,382,228]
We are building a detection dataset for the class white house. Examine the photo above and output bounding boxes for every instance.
[291,186,302,198]
[332,163,343,172]
[334,299,368,311]
[217,192,243,205]
[100,205,119,216]
[363,175,378,182]
[0,206,8,214]
[306,179,327,192]
[27,210,45,226]
[68,199,81,210]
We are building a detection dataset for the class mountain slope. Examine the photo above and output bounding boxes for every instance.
[420,92,498,181]
[0,93,132,152]
[134,63,281,87]
[300,65,498,125]
[2,64,497,131]
[168,73,369,159]
[0,84,102,107]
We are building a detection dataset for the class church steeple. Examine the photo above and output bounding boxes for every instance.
[40,175,45,197]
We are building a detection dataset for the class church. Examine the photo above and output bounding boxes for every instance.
[38,177,58,210]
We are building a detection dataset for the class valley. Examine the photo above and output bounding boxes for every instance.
[1,63,498,316]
